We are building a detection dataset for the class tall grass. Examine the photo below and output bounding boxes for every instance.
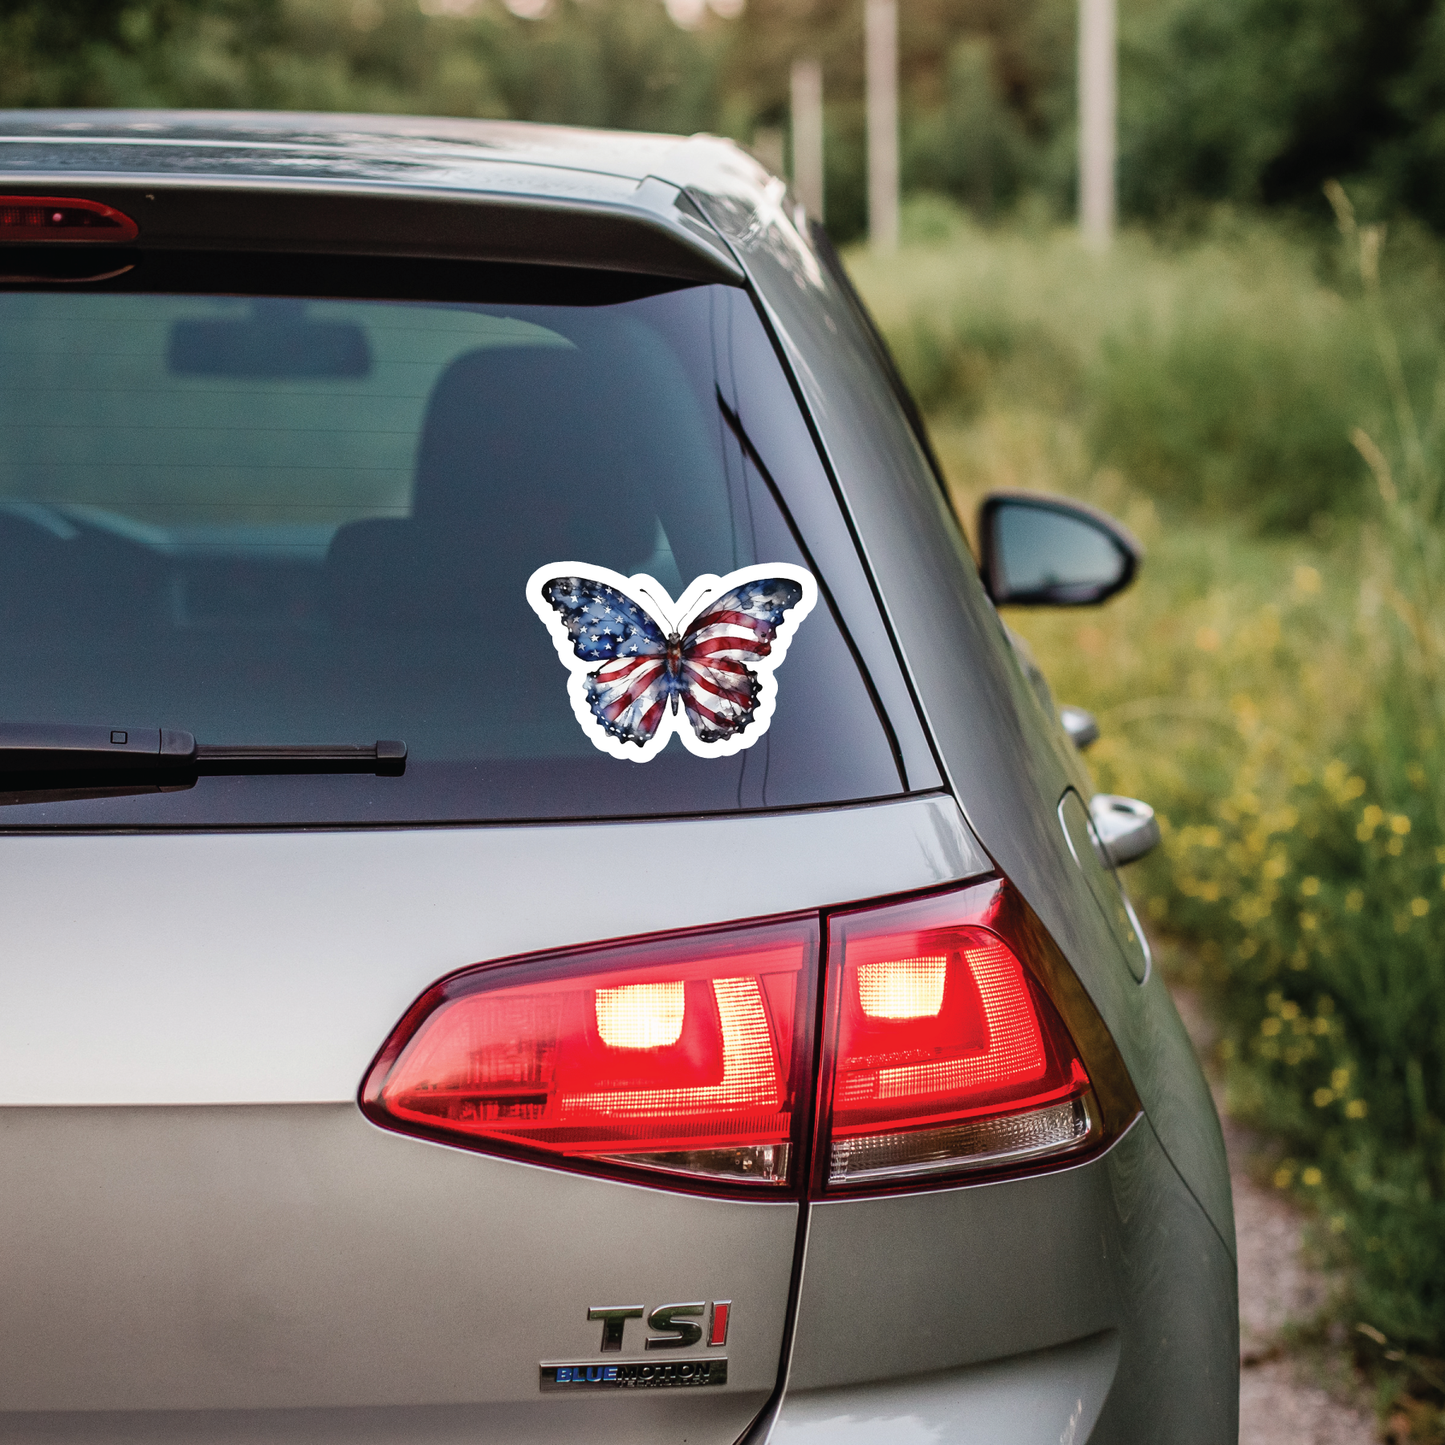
[850,197,1445,1405]
[852,198,1445,529]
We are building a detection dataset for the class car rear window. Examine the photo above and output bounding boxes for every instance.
[0,263,904,825]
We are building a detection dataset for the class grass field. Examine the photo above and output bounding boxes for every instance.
[849,197,1445,1424]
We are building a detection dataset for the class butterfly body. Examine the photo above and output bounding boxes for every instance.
[528,562,817,762]
[665,633,684,712]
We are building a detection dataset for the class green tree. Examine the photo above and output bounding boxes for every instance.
[1119,0,1445,226]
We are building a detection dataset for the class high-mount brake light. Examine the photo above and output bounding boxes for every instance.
[0,197,138,243]
[361,918,817,1189]
[816,880,1128,1191]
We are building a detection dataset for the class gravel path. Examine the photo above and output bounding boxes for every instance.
[1231,1120,1376,1445]
[1171,985,1378,1444]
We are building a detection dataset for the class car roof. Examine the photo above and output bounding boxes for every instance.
[0,109,767,207]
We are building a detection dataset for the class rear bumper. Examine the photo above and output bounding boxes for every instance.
[768,1332,1118,1445]
[761,1116,1238,1445]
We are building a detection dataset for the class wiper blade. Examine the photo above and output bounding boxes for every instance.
[0,723,406,776]
[195,740,407,768]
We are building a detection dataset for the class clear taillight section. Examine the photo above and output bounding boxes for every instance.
[817,887,1098,1190]
[361,918,817,1189]
[361,879,1138,1195]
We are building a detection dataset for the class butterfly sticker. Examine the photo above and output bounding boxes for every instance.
[527,561,818,763]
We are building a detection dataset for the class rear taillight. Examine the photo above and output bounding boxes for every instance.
[0,197,138,243]
[361,880,1138,1196]
[817,886,1100,1191]
[361,918,818,1190]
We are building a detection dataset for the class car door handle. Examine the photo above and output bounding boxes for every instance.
[1089,793,1160,866]
[1059,705,1099,750]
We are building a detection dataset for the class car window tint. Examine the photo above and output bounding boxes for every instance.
[0,278,903,825]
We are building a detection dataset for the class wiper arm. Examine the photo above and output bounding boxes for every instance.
[0,723,406,776]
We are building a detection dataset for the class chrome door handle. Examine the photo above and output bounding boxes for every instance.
[1089,793,1160,866]
[1059,705,1099,750]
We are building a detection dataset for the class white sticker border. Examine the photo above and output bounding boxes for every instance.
[526,560,818,764]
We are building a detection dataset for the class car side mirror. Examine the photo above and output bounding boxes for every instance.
[978,491,1141,607]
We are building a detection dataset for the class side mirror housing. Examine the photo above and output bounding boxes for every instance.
[978,491,1141,607]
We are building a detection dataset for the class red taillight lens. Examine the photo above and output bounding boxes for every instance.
[361,918,817,1189]
[816,883,1106,1191]
[362,879,1138,1196]
[0,197,138,243]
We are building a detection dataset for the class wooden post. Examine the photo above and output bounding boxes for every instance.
[865,0,899,252]
[790,57,825,222]
[1079,0,1116,250]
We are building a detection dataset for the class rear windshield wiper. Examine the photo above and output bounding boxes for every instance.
[0,723,406,777]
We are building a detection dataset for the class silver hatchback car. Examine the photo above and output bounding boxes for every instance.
[0,111,1236,1443]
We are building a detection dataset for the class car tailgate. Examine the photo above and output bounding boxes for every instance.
[0,796,985,1441]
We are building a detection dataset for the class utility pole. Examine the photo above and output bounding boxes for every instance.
[790,57,825,222]
[865,0,899,252]
[1078,0,1116,250]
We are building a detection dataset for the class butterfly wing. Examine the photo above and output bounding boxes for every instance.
[539,575,674,747]
[678,576,805,743]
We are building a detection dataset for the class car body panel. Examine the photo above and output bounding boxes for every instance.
[778,1118,1237,1442]
[0,795,982,1438]
[0,795,984,1106]
[0,1102,790,1431]
[674,160,1235,1256]
[770,1330,1120,1445]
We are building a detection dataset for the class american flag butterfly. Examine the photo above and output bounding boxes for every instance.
[527,561,818,763]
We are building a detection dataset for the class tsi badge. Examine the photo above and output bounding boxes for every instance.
[539,1301,731,1392]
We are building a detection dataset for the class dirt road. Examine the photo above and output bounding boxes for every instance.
[1172,984,1377,1444]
